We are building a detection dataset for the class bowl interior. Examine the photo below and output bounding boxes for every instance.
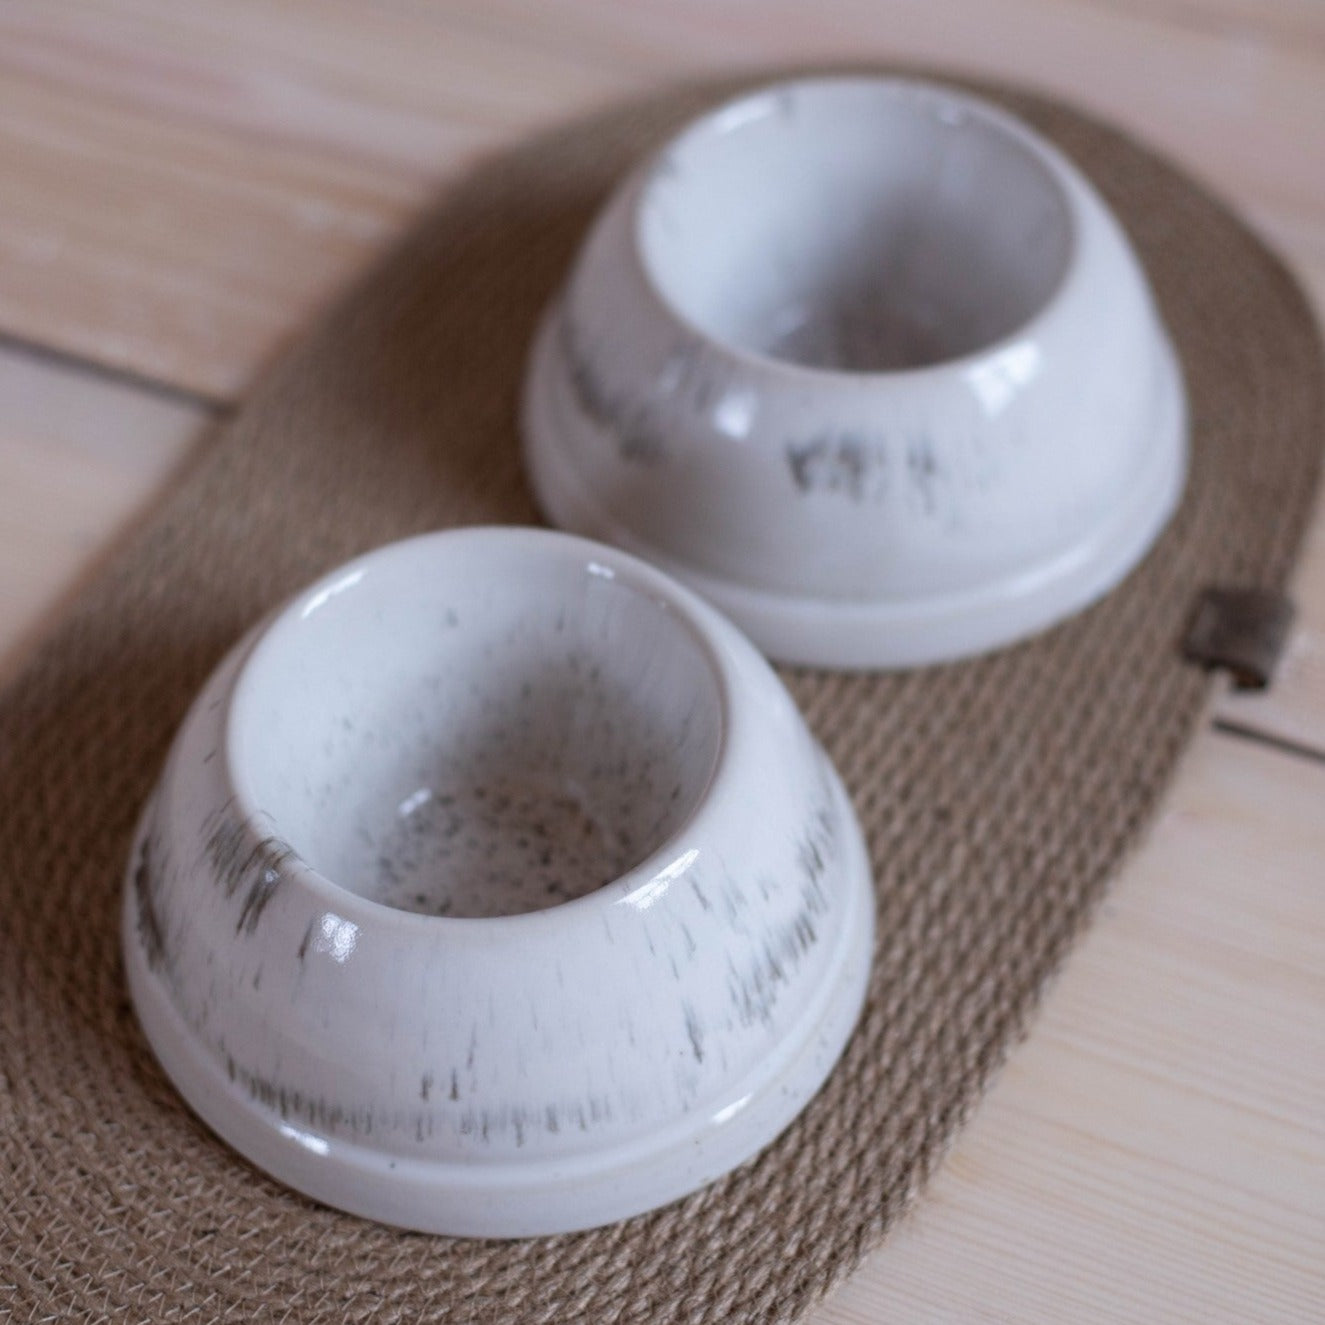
[638,79,1073,372]
[229,539,724,918]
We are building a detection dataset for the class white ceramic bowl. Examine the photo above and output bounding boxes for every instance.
[123,527,874,1237]
[522,76,1187,667]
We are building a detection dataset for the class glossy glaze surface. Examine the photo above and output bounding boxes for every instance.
[123,527,875,1236]
[522,76,1188,667]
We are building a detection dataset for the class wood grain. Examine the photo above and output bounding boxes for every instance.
[0,345,206,680]
[1,0,1324,398]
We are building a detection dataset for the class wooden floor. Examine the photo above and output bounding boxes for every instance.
[1,3,1322,1320]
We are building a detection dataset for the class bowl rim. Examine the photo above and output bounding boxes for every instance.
[626,72,1084,385]
[220,525,744,936]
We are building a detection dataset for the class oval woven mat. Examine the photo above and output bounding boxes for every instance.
[1,70,1321,1324]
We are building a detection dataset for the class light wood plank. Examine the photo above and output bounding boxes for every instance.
[812,726,1325,1324]
[0,347,208,679]
[433,0,1325,235]
[1087,0,1325,51]
[1,0,1324,399]
[0,0,638,398]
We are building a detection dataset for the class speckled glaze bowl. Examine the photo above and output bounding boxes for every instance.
[522,76,1188,667]
[123,527,874,1237]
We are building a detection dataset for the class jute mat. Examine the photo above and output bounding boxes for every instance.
[1,69,1322,1324]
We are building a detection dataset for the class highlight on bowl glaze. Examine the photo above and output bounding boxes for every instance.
[123,527,875,1237]
[522,75,1188,668]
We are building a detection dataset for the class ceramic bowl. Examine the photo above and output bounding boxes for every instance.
[522,76,1188,667]
[123,527,874,1237]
